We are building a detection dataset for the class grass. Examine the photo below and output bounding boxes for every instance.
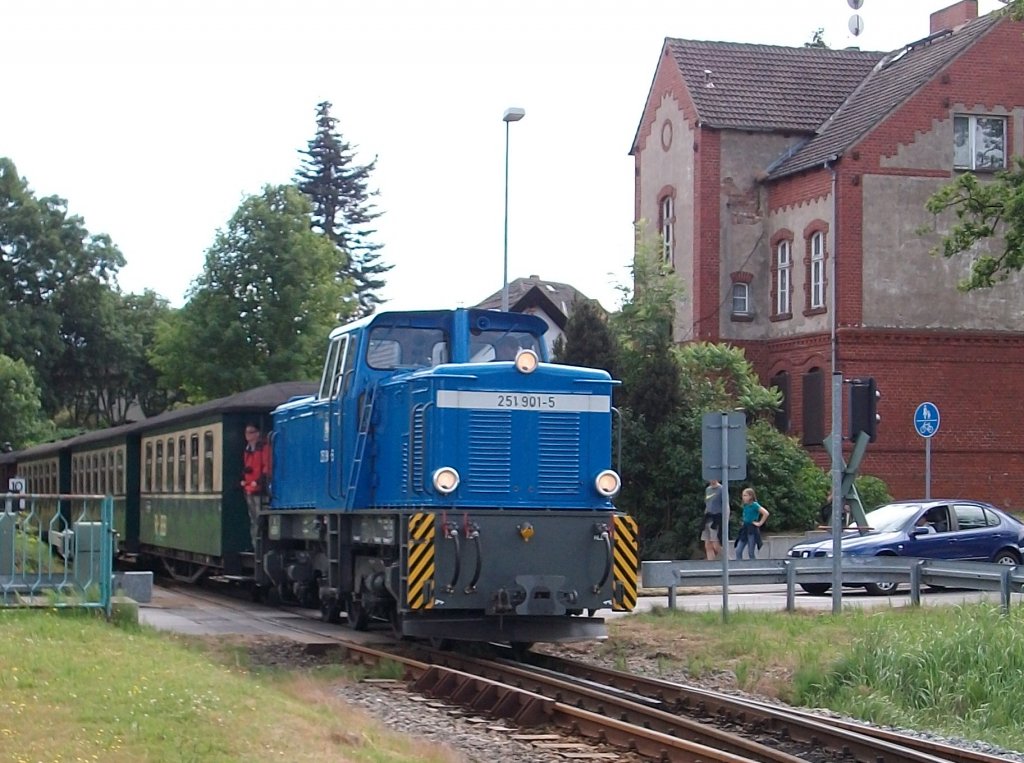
[0,609,463,763]
[4,529,65,575]
[610,603,1024,752]
[6,602,1024,758]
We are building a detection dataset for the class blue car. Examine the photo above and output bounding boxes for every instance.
[787,499,1024,595]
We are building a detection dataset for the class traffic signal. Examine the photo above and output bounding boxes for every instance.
[849,377,880,441]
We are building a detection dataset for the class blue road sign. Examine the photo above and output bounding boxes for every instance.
[914,402,940,438]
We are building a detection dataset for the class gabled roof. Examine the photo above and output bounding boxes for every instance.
[769,12,1002,178]
[476,276,593,328]
[664,39,882,132]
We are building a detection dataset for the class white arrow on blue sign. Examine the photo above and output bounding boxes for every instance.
[914,402,940,438]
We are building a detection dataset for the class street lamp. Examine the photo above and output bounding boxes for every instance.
[502,106,525,312]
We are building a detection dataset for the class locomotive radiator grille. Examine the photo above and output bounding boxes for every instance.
[407,405,427,494]
[466,411,512,492]
[406,513,436,609]
[612,514,639,611]
[536,413,580,494]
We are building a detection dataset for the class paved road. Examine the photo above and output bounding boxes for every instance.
[601,584,1024,619]
[138,582,1023,637]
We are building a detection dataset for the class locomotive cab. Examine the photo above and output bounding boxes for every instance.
[261,308,638,643]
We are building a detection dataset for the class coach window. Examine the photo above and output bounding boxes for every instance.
[190,434,199,492]
[100,452,107,495]
[144,442,153,492]
[116,449,125,494]
[155,441,164,493]
[165,438,174,492]
[178,435,187,492]
[203,431,215,492]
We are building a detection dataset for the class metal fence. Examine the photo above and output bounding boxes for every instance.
[642,556,1024,611]
[1,493,114,616]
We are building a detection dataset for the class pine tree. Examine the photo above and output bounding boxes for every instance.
[296,101,391,317]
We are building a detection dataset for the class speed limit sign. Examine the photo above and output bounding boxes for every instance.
[8,478,26,493]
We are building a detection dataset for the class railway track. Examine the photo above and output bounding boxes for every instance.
[148,583,1018,763]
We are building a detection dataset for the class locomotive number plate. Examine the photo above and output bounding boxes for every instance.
[436,390,610,413]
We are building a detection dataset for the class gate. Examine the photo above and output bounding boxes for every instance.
[0,493,114,617]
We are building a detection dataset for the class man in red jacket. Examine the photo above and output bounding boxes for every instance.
[241,423,269,550]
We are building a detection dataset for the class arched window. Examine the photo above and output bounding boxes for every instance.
[731,283,749,315]
[770,371,790,433]
[659,195,674,265]
[810,231,826,309]
[775,240,792,317]
[802,367,825,445]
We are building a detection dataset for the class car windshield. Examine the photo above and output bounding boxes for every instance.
[862,503,924,532]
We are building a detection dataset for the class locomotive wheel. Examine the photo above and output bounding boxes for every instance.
[320,596,342,624]
[346,594,370,631]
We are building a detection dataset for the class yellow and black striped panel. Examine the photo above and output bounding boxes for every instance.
[407,513,436,610]
[612,514,639,611]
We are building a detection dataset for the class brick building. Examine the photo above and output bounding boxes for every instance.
[631,1,1024,508]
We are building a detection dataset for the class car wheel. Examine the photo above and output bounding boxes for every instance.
[993,550,1020,565]
[864,581,898,596]
[800,583,830,596]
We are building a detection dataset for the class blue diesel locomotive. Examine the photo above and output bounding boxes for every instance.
[1,307,638,644]
[259,307,638,643]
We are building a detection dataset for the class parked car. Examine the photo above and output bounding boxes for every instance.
[787,499,1024,595]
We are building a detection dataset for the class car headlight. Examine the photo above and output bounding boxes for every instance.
[594,469,620,497]
[432,467,460,494]
[514,349,539,374]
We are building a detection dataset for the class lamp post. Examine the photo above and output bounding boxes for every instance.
[502,106,525,312]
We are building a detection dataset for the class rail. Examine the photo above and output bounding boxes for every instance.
[641,556,1024,611]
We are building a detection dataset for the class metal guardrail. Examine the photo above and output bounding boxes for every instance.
[1,493,114,616]
[642,557,1024,611]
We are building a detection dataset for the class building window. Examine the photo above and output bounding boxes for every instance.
[770,371,790,433]
[775,240,792,317]
[810,232,826,309]
[802,368,825,446]
[660,195,674,265]
[953,115,1006,170]
[731,283,749,316]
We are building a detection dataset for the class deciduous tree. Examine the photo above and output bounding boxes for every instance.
[0,157,125,418]
[924,156,1024,290]
[151,185,353,400]
[0,354,54,448]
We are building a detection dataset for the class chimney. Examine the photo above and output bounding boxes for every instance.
[930,0,978,34]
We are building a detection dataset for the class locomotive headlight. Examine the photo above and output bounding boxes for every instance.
[432,466,460,494]
[594,469,621,497]
[514,349,539,374]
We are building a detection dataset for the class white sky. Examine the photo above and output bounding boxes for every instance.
[4,0,1007,313]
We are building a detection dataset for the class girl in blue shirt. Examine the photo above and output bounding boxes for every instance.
[735,487,770,560]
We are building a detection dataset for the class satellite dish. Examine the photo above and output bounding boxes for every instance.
[848,13,864,36]
[848,0,864,9]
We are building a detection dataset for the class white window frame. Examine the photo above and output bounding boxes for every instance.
[775,240,791,316]
[731,283,749,315]
[953,114,1006,171]
[660,196,674,264]
[810,232,825,309]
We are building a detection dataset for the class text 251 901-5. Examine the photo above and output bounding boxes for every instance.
[497,394,557,410]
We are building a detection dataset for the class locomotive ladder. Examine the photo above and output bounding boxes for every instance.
[344,384,377,510]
